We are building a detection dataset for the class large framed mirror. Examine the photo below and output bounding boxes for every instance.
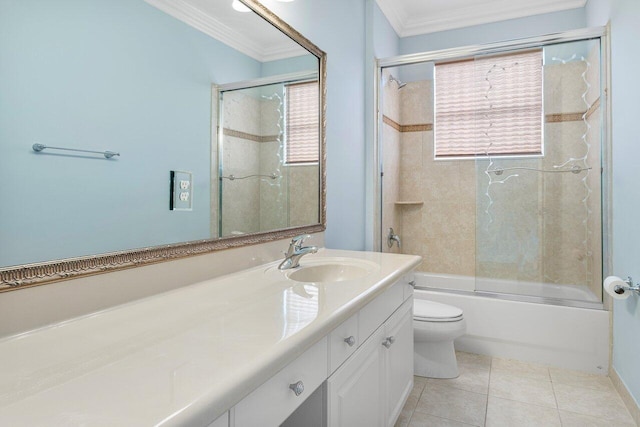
[0,0,326,291]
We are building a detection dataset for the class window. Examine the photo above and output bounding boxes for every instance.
[434,49,543,158]
[286,81,319,164]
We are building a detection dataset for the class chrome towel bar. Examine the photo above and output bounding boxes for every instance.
[32,143,120,159]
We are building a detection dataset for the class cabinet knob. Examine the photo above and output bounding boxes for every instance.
[289,380,305,396]
[408,280,416,288]
[382,336,395,348]
[344,336,356,347]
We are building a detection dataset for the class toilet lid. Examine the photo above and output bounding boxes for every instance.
[414,299,463,322]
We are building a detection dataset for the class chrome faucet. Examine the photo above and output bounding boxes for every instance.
[387,228,401,249]
[278,234,318,270]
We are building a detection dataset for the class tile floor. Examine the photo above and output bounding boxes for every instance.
[396,352,637,427]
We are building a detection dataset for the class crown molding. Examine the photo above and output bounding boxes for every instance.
[145,0,306,62]
[377,0,587,38]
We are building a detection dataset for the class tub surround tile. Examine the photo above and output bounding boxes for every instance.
[485,396,561,427]
[414,383,487,426]
[553,383,635,424]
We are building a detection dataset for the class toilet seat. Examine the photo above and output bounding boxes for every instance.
[414,299,463,322]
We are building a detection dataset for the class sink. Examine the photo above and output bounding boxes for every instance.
[285,258,378,283]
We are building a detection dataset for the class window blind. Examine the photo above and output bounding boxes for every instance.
[434,49,543,158]
[286,81,319,164]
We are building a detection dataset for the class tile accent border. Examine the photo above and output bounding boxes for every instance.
[545,112,585,123]
[611,367,640,426]
[546,97,601,123]
[223,128,279,143]
[383,115,433,133]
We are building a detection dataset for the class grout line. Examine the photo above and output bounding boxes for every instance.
[484,357,493,427]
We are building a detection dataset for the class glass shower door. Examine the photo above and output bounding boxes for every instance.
[473,39,604,304]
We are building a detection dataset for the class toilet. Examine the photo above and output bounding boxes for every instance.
[413,299,466,379]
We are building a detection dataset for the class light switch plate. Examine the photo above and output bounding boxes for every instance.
[170,171,193,211]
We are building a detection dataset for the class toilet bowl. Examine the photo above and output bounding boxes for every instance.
[413,299,466,379]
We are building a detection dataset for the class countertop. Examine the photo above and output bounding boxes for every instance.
[0,249,421,426]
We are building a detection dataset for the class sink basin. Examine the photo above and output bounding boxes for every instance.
[285,259,378,283]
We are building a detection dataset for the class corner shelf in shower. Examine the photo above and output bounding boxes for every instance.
[394,201,424,206]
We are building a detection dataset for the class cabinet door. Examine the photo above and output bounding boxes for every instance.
[383,299,414,427]
[327,327,385,427]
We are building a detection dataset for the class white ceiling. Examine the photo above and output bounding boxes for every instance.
[375,0,587,38]
[145,0,307,62]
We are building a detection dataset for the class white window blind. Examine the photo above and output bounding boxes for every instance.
[286,81,319,164]
[434,49,543,158]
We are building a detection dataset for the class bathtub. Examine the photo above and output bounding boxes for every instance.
[412,272,610,374]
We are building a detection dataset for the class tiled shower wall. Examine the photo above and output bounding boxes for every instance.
[382,54,602,297]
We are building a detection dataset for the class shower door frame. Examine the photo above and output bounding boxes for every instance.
[372,26,612,309]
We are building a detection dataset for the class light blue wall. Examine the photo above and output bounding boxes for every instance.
[260,0,368,250]
[364,0,400,249]
[587,0,640,408]
[0,0,261,266]
[400,8,586,54]
[261,55,319,78]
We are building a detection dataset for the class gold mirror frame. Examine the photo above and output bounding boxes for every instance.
[0,0,327,292]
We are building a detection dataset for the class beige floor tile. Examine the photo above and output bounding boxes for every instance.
[485,396,561,427]
[457,351,492,369]
[409,412,476,427]
[549,367,614,392]
[489,370,557,408]
[559,410,637,427]
[554,383,635,424]
[415,383,487,426]
[491,357,551,382]
[426,363,490,395]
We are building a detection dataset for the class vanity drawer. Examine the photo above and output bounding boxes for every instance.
[234,336,328,427]
[328,313,359,373]
[358,282,404,342]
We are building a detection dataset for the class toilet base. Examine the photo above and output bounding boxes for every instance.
[414,340,459,379]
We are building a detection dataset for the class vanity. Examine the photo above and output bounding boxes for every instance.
[0,249,420,426]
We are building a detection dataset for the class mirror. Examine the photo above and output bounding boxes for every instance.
[0,0,326,290]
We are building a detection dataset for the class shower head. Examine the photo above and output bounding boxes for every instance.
[388,75,407,89]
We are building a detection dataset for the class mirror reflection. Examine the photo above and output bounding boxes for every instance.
[0,0,322,268]
[217,77,320,237]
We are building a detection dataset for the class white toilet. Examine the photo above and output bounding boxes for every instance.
[413,299,466,379]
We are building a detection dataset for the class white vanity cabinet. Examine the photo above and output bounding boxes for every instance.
[228,277,414,427]
[327,298,413,427]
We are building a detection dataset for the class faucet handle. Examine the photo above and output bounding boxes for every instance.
[291,234,311,247]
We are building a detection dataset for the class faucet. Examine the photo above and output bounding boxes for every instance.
[387,228,401,249]
[278,234,318,270]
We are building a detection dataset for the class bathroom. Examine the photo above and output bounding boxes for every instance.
[0,0,639,426]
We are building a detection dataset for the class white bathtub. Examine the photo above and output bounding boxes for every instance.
[415,272,601,305]
[412,273,610,374]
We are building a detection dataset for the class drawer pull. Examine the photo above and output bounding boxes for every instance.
[289,381,305,396]
[344,336,356,347]
[382,336,396,348]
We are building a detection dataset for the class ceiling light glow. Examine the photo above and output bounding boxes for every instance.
[232,0,251,12]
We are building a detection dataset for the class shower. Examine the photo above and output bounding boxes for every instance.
[376,34,607,309]
[388,75,407,88]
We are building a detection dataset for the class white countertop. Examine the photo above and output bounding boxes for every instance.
[0,249,420,426]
